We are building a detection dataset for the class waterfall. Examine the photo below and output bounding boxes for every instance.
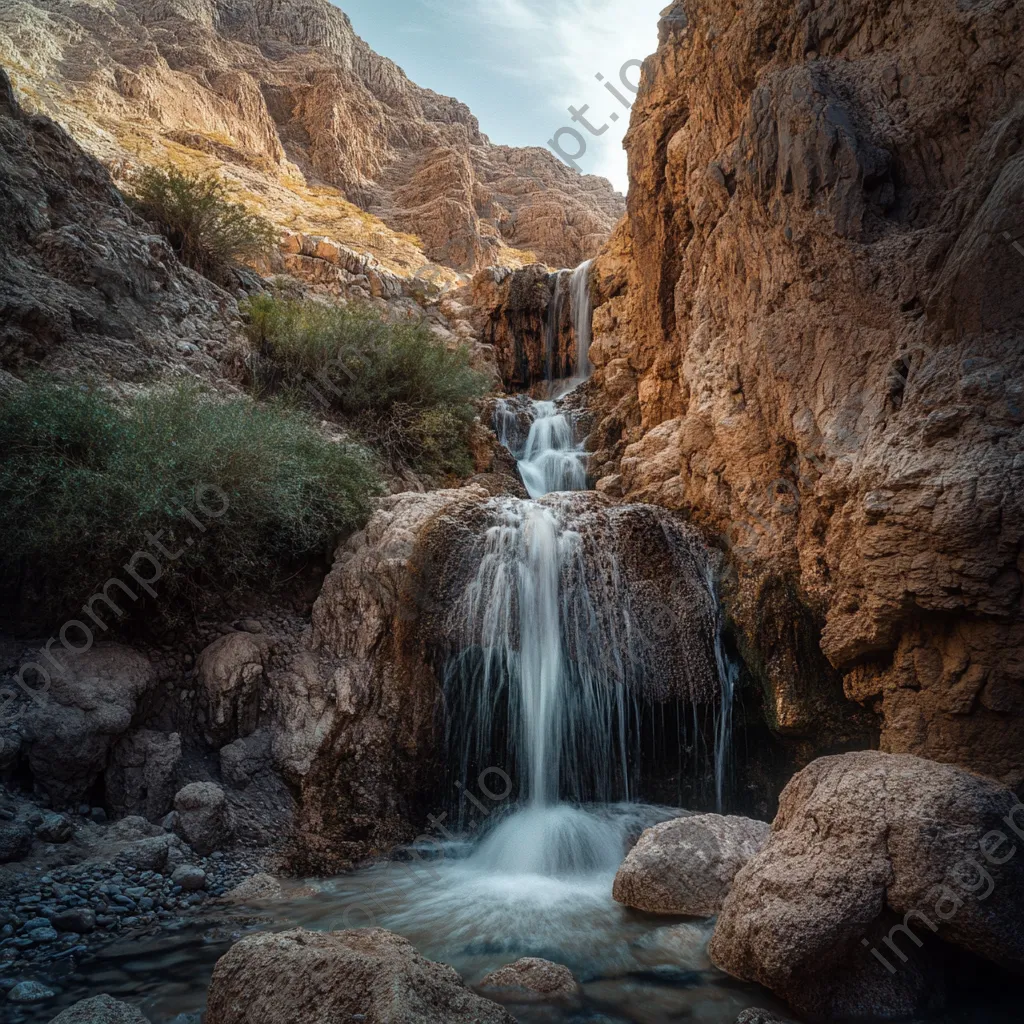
[493,258,594,499]
[328,258,738,993]
[453,256,735,876]
[570,258,594,379]
[544,269,570,383]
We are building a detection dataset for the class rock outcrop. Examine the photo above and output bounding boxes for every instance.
[289,485,490,871]
[613,813,770,917]
[709,751,1024,1020]
[17,644,158,809]
[0,65,240,381]
[583,0,1024,785]
[195,632,269,747]
[291,483,731,869]
[0,0,622,274]
[205,927,516,1024]
[104,729,182,821]
[173,781,232,855]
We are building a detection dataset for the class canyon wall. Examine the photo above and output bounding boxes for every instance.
[0,0,623,272]
[584,0,1024,786]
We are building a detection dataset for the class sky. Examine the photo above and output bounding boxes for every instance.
[334,0,666,193]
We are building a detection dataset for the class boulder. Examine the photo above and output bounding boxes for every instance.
[221,873,284,903]
[35,812,74,844]
[195,633,268,746]
[709,752,1024,1020]
[49,907,96,933]
[19,644,157,807]
[173,782,231,854]
[8,980,54,1002]
[171,864,207,891]
[478,957,579,999]
[117,833,186,873]
[205,928,515,1024]
[105,729,182,820]
[48,994,149,1022]
[613,813,770,916]
[0,819,33,863]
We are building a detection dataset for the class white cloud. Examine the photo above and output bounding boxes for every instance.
[431,0,664,191]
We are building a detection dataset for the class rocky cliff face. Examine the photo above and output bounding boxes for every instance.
[0,0,623,273]
[584,0,1024,787]
[0,66,240,381]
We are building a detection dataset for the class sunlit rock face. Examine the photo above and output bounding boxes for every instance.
[0,0,623,272]
[583,0,1024,785]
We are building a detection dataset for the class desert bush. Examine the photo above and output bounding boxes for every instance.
[0,378,381,625]
[129,166,277,283]
[244,294,491,476]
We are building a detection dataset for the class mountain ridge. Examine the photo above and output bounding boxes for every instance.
[0,0,624,272]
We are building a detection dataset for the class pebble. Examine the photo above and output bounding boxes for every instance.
[0,792,260,988]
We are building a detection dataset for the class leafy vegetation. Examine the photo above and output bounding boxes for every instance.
[0,378,381,625]
[129,166,277,283]
[243,295,492,476]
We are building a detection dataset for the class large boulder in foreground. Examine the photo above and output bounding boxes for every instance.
[206,928,515,1024]
[48,994,149,1023]
[613,813,769,916]
[710,752,1024,1020]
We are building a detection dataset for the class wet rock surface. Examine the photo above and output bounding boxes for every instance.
[478,957,580,999]
[205,927,516,1024]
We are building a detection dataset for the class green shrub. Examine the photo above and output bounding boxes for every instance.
[129,166,277,283]
[243,295,491,476]
[0,378,381,625]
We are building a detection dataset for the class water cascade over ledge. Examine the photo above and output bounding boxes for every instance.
[438,257,736,864]
[305,260,744,1019]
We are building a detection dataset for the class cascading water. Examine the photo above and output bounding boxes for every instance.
[47,265,751,1024]
[492,259,595,498]
[324,258,742,1021]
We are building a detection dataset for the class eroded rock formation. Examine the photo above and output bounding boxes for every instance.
[0,0,623,273]
[0,66,239,380]
[584,0,1024,786]
[709,751,1024,1019]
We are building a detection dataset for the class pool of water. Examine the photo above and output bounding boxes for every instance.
[14,803,1022,1024]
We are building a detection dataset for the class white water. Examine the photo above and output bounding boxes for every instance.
[571,257,594,379]
[494,258,595,498]
[331,259,741,1020]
